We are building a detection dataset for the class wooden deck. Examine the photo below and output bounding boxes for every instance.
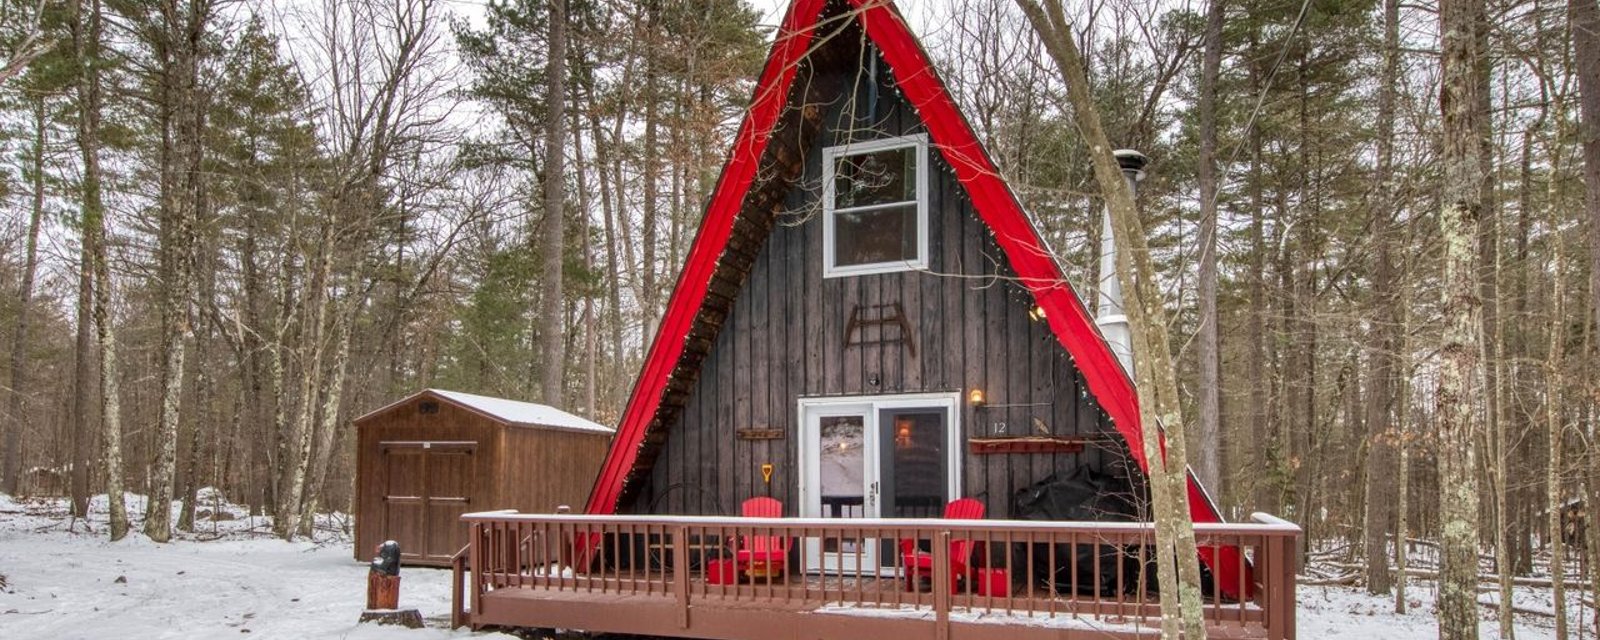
[450,512,1300,640]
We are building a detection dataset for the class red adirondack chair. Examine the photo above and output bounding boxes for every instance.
[734,497,790,580]
[901,498,986,592]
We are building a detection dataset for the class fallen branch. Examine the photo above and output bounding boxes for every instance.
[1301,573,1360,586]
[1478,597,1558,619]
[1329,561,1593,590]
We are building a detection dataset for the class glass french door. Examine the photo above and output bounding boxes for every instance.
[799,395,957,575]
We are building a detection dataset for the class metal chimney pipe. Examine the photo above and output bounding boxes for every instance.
[1096,149,1149,376]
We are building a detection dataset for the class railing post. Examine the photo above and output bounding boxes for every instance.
[1280,531,1298,640]
[470,523,484,625]
[933,530,950,640]
[1265,533,1291,640]
[675,525,691,629]
[451,545,467,628]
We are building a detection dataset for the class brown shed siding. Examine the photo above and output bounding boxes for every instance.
[499,427,612,514]
[354,392,612,567]
[628,43,1127,520]
[356,400,501,565]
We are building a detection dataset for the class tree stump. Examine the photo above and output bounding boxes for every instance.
[367,573,401,610]
[359,572,422,628]
[358,608,424,629]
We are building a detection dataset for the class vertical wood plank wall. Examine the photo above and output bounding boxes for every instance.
[356,401,502,565]
[355,397,612,566]
[632,42,1127,520]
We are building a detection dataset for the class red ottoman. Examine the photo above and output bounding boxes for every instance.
[706,558,738,585]
[974,568,1009,597]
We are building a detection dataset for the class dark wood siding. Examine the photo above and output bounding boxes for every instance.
[632,42,1126,520]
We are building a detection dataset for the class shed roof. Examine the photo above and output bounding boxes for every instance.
[357,389,614,435]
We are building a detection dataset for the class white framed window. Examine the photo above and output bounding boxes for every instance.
[821,134,930,277]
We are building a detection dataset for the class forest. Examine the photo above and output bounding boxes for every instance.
[0,0,1596,636]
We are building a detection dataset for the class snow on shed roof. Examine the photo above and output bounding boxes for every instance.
[428,389,613,433]
[358,388,614,434]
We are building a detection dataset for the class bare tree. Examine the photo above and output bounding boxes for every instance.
[1435,0,1489,634]
[144,0,215,543]
[1016,1,1208,637]
[276,0,458,538]
[1546,229,1568,640]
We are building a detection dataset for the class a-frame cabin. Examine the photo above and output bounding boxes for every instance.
[453,1,1300,637]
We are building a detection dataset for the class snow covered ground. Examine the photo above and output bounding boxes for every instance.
[1297,580,1564,640]
[0,491,1575,639]
[0,492,493,639]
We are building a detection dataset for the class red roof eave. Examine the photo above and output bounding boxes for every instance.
[583,0,830,516]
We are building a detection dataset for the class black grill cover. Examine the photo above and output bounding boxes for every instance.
[1011,466,1145,596]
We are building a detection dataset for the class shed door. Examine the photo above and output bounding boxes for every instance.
[380,441,477,562]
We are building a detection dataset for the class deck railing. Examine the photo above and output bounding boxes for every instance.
[453,511,1300,640]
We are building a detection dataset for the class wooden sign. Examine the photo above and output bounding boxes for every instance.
[736,428,785,441]
[968,436,1087,455]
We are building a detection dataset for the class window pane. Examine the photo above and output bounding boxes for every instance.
[883,411,946,519]
[819,415,866,553]
[834,204,917,267]
[834,146,916,209]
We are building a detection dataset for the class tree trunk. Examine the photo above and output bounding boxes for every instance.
[1572,0,1599,424]
[1436,0,1489,633]
[1393,287,1411,614]
[639,5,661,337]
[1194,0,1224,494]
[75,0,126,538]
[3,97,47,495]
[572,97,598,419]
[145,0,210,543]
[68,0,104,522]
[1362,0,1399,596]
[1576,3,1600,635]
[278,220,334,539]
[588,98,627,411]
[1016,2,1208,637]
[1246,38,1270,511]
[1546,236,1567,640]
[91,159,128,542]
[297,295,357,538]
[540,0,568,406]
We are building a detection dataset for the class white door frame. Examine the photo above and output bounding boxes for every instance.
[796,392,962,573]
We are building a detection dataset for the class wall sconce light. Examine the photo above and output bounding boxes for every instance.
[967,388,986,407]
[1028,306,1047,322]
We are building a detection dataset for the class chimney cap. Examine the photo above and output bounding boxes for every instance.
[1113,149,1149,180]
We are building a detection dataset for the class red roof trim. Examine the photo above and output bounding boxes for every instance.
[583,0,829,515]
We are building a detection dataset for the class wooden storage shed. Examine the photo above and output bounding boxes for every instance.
[353,388,613,566]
